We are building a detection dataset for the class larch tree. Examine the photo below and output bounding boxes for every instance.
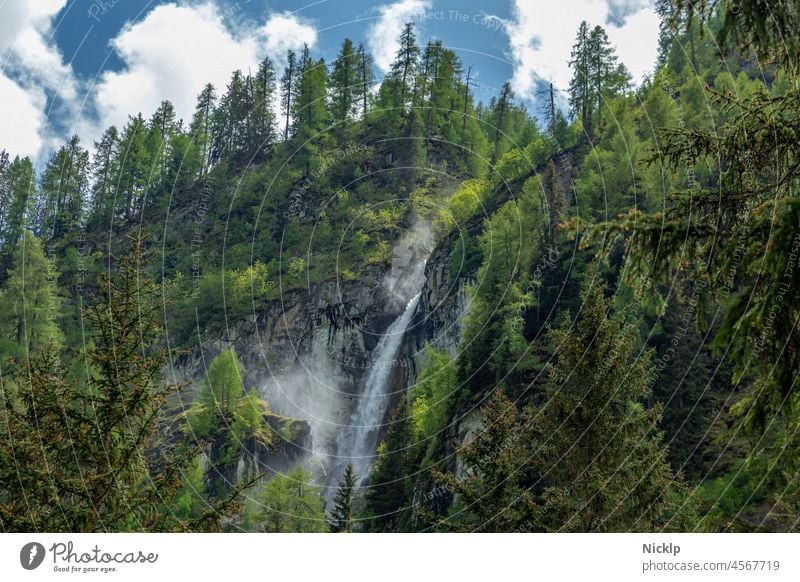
[0,230,63,360]
[0,156,35,256]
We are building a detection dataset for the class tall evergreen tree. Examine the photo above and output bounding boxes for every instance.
[251,56,277,160]
[114,114,150,221]
[535,279,686,531]
[489,82,514,163]
[568,22,630,135]
[568,21,592,131]
[435,389,540,532]
[0,156,34,256]
[88,126,119,229]
[389,23,420,108]
[0,231,63,360]
[355,43,374,117]
[588,25,630,132]
[280,50,298,141]
[0,235,239,531]
[364,396,413,531]
[189,84,216,176]
[329,38,359,128]
[36,136,89,240]
[328,462,357,532]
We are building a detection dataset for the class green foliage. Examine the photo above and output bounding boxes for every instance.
[410,347,456,465]
[328,462,358,532]
[364,397,414,531]
[533,280,690,531]
[0,231,63,360]
[0,236,238,532]
[0,155,35,255]
[436,390,541,532]
[252,467,326,532]
[433,179,489,235]
[568,22,631,135]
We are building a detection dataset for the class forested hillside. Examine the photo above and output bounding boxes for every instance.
[1,0,798,533]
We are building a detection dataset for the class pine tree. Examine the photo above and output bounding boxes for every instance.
[364,396,413,531]
[328,462,358,532]
[0,231,63,360]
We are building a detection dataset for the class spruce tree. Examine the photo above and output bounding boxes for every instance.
[535,279,685,531]
[329,38,358,128]
[568,21,592,131]
[328,462,358,532]
[435,389,541,532]
[251,56,277,160]
[0,235,239,532]
[364,396,413,531]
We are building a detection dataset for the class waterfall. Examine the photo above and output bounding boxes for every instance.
[329,289,422,495]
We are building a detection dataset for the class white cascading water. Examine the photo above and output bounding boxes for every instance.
[329,287,423,494]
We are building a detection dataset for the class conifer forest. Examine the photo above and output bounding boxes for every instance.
[1,0,799,535]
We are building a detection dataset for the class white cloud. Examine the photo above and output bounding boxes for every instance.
[367,0,432,72]
[91,3,316,136]
[501,0,659,104]
[606,6,661,83]
[263,12,318,58]
[0,74,47,158]
[0,0,76,159]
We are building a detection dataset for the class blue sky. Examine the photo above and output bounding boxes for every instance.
[0,0,660,161]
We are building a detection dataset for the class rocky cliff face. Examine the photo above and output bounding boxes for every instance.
[179,264,393,481]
